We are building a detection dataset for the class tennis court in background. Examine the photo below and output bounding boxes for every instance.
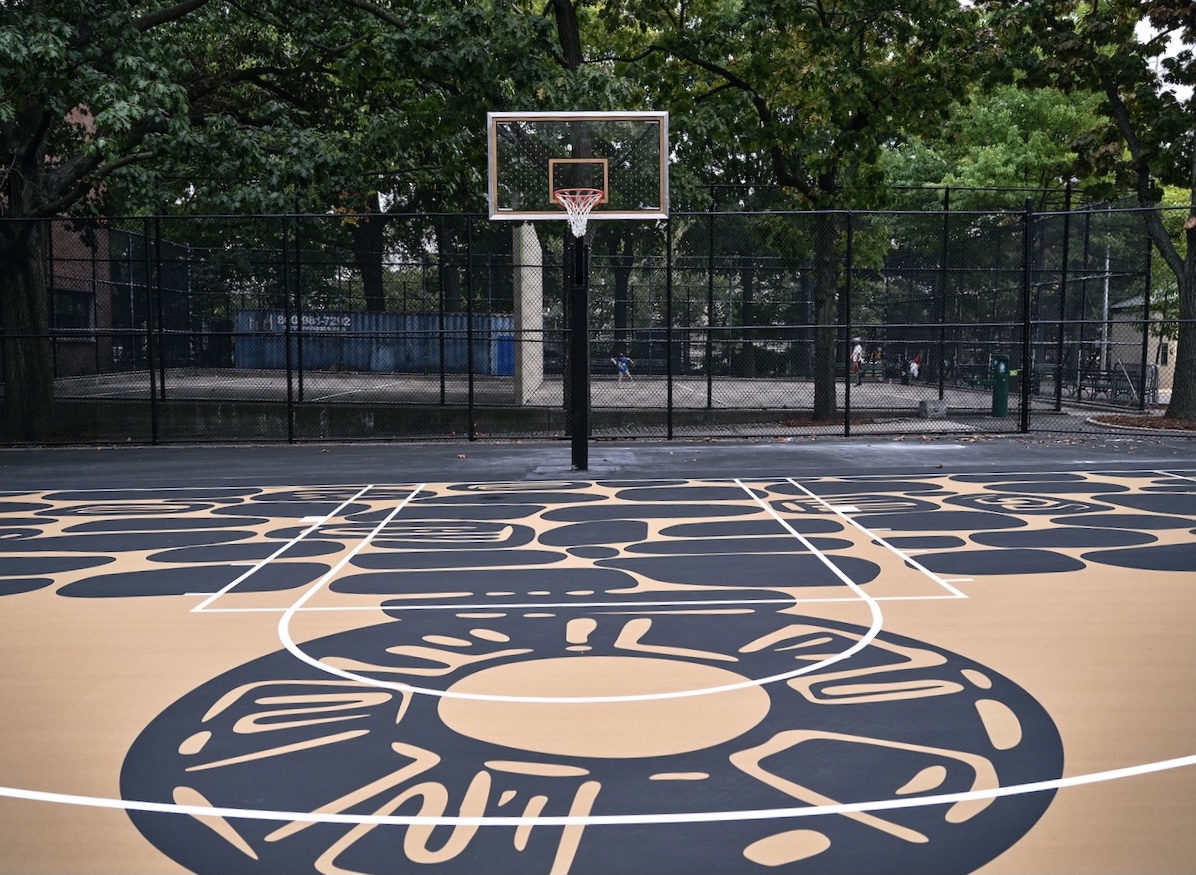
[2,454,1195,874]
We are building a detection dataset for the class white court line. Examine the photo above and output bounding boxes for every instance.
[3,471,1194,828]
[306,380,411,403]
[786,478,969,599]
[190,486,374,613]
[272,479,886,704]
[173,593,970,614]
[1154,469,1196,484]
[2,752,1195,827]
[359,597,802,611]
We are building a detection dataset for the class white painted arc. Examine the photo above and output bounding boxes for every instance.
[274,480,887,703]
[2,753,1195,827]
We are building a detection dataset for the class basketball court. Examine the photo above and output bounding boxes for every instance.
[3,113,1194,875]
[1,436,1195,874]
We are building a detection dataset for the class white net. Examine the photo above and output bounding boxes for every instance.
[554,188,604,237]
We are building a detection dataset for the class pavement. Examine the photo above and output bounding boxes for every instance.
[1,431,1192,489]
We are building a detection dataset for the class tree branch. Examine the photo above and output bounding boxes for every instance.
[1094,62,1186,281]
[135,0,214,31]
[669,47,813,193]
[336,0,411,31]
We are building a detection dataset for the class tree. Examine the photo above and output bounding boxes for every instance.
[884,84,1115,208]
[601,0,982,417]
[982,0,1196,419]
[2,1,195,438]
[0,0,557,439]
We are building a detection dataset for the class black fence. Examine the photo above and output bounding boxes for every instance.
[0,201,1184,445]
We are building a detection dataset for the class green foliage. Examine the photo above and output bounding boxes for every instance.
[612,0,982,207]
[980,0,1193,197]
[884,84,1115,209]
[0,0,561,221]
[977,0,1195,416]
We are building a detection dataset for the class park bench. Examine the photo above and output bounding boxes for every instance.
[1062,364,1158,404]
[834,362,885,382]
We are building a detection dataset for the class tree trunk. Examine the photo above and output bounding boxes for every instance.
[347,194,388,313]
[551,0,583,69]
[1,221,55,441]
[812,211,839,419]
[435,223,462,313]
[1162,214,1196,420]
[608,228,633,344]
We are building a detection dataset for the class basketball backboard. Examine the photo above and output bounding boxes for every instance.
[487,111,668,221]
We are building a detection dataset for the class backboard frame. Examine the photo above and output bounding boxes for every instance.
[487,111,669,222]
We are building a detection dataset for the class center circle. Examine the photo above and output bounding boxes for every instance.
[437,655,771,758]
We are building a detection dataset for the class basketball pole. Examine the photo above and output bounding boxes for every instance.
[568,233,590,470]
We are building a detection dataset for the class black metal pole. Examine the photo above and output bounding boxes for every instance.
[154,217,166,403]
[666,215,674,440]
[282,217,295,442]
[1021,198,1034,432]
[1055,181,1072,411]
[91,220,100,372]
[143,218,158,443]
[706,190,715,410]
[294,215,304,405]
[1079,207,1091,367]
[438,221,447,406]
[467,216,476,440]
[844,212,853,437]
[1139,229,1152,410]
[47,217,58,377]
[938,187,949,401]
[568,232,590,469]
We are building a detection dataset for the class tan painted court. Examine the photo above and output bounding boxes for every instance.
[1,438,1194,874]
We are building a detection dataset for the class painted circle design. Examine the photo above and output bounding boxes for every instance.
[122,612,1063,874]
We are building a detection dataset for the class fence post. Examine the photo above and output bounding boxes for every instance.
[1078,206,1092,356]
[282,216,295,442]
[143,217,159,443]
[937,187,949,402]
[154,217,167,404]
[1021,198,1033,433]
[467,215,476,441]
[437,220,447,406]
[294,215,305,405]
[47,217,58,377]
[1139,227,1152,411]
[706,190,715,410]
[843,212,853,437]
[1054,181,1072,411]
[90,219,101,373]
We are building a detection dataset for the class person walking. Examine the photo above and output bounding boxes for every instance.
[850,337,864,386]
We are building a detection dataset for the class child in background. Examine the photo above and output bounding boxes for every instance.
[612,352,634,384]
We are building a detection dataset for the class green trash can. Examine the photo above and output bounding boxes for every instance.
[991,355,1009,418]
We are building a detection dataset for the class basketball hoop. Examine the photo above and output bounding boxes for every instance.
[553,188,603,238]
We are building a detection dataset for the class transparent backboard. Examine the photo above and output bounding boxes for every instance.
[487,111,668,221]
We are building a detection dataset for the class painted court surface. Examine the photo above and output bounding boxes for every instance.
[2,458,1195,874]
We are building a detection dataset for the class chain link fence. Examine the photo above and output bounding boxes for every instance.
[0,201,1184,445]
